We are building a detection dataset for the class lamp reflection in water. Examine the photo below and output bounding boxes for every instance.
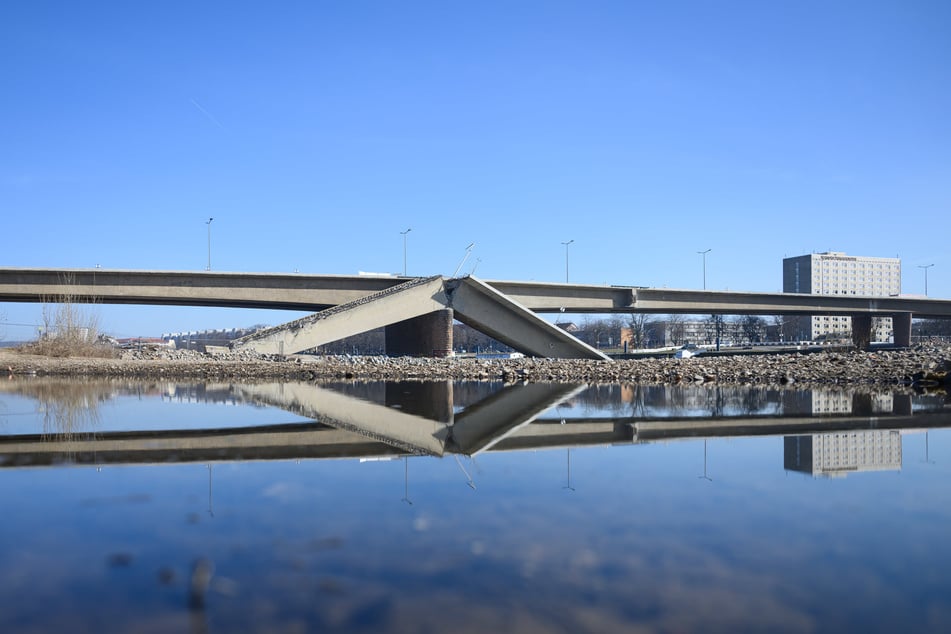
[563,448,575,491]
[923,431,935,465]
[454,455,477,490]
[207,464,215,517]
[698,440,713,482]
[401,457,413,505]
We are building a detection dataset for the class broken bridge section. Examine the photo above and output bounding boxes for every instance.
[449,277,610,360]
[232,276,448,355]
[231,275,609,359]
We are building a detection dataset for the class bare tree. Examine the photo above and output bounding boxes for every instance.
[626,313,652,350]
[704,314,726,349]
[741,315,767,344]
[601,315,626,349]
[577,316,605,348]
[726,316,744,346]
[914,318,951,340]
[27,273,114,358]
[667,315,686,346]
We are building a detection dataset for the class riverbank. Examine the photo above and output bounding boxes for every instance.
[3,344,950,390]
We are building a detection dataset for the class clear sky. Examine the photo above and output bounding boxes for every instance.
[2,1,949,340]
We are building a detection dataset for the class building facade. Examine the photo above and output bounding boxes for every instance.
[782,251,902,342]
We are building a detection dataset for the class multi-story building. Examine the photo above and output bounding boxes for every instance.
[782,251,902,342]
[783,430,903,477]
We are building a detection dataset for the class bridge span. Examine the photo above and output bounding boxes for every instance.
[2,382,947,469]
[2,267,951,357]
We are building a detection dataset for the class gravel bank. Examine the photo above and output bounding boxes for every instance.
[3,345,950,389]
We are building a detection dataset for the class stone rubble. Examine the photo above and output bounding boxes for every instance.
[2,345,950,390]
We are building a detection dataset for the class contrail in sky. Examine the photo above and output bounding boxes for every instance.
[190,98,225,129]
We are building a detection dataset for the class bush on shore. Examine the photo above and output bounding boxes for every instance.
[22,285,117,359]
[18,338,117,359]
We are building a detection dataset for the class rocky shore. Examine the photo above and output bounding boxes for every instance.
[3,344,950,390]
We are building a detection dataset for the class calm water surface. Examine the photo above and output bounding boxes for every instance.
[1,379,949,633]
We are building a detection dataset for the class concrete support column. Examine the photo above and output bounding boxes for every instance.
[893,394,913,416]
[851,314,872,350]
[385,309,454,357]
[892,312,912,348]
[385,381,453,422]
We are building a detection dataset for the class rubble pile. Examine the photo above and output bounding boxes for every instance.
[3,344,950,389]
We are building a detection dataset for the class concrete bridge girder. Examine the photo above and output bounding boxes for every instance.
[233,275,609,360]
[0,268,408,311]
[449,277,611,360]
[233,276,449,355]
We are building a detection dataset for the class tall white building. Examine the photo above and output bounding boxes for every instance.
[782,252,902,342]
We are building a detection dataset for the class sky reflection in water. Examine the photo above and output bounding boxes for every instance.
[0,379,950,633]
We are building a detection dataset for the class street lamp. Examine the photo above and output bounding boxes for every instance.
[562,239,574,283]
[206,217,214,270]
[452,242,475,278]
[400,228,412,276]
[919,263,934,296]
[698,249,711,289]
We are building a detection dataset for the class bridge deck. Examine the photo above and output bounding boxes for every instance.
[2,267,948,317]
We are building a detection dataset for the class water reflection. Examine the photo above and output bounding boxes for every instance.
[2,378,951,633]
[1,379,949,474]
[784,430,903,477]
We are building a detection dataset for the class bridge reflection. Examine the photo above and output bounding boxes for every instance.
[0,380,948,470]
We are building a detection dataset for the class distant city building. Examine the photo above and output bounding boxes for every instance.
[162,327,264,352]
[782,251,901,342]
[644,319,714,347]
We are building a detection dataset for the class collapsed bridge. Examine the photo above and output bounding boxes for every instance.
[3,267,951,357]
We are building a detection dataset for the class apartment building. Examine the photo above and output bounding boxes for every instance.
[782,251,901,342]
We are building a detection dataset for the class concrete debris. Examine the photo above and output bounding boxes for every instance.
[2,345,951,390]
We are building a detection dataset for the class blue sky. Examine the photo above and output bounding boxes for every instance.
[2,1,949,339]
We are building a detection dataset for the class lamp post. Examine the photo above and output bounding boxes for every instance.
[400,228,411,276]
[452,243,475,278]
[562,239,574,283]
[919,263,934,296]
[698,249,711,289]
[206,217,214,271]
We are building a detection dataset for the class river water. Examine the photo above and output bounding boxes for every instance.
[1,378,949,633]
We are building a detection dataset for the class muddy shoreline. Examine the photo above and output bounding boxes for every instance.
[3,345,950,391]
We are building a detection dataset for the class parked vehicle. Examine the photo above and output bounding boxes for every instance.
[674,344,702,359]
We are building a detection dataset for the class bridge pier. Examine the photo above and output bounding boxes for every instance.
[385,309,454,357]
[892,312,912,347]
[851,314,872,350]
[385,380,453,422]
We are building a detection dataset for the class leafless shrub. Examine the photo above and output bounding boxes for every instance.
[20,273,117,358]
